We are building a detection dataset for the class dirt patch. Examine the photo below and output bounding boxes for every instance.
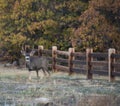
[0,64,120,106]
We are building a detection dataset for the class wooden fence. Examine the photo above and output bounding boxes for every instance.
[36,46,120,82]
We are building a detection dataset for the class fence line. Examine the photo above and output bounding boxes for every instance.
[37,45,120,82]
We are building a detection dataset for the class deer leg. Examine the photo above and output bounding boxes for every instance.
[29,71,32,80]
[36,70,39,79]
[45,68,50,76]
[42,68,47,76]
[44,68,50,76]
[43,68,50,77]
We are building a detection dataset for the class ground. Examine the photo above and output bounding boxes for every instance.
[0,63,120,106]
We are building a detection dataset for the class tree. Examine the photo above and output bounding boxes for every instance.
[0,0,89,60]
[74,0,120,51]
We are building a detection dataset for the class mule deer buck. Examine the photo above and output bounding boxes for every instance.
[21,47,50,80]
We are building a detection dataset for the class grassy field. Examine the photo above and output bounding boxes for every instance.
[0,64,120,106]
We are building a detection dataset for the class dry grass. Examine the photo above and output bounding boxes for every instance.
[0,64,120,106]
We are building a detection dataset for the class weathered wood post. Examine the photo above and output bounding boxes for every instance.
[52,46,57,72]
[68,48,75,75]
[108,48,116,82]
[38,45,44,56]
[86,48,93,79]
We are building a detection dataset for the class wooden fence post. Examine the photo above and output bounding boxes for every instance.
[68,48,75,75]
[38,45,44,56]
[86,48,93,79]
[52,46,57,72]
[108,48,116,82]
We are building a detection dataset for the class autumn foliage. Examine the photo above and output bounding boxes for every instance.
[0,0,120,61]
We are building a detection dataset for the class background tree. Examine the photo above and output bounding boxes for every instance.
[0,0,88,61]
[74,0,120,51]
[1,0,120,61]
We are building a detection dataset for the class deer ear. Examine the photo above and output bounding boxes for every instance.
[21,50,26,56]
[30,50,35,56]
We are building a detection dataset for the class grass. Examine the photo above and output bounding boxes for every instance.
[0,66,120,106]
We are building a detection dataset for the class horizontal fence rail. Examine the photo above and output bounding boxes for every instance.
[73,60,86,65]
[90,53,108,58]
[33,46,120,82]
[56,50,69,56]
[91,61,108,66]
[112,54,120,58]
[56,58,68,64]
